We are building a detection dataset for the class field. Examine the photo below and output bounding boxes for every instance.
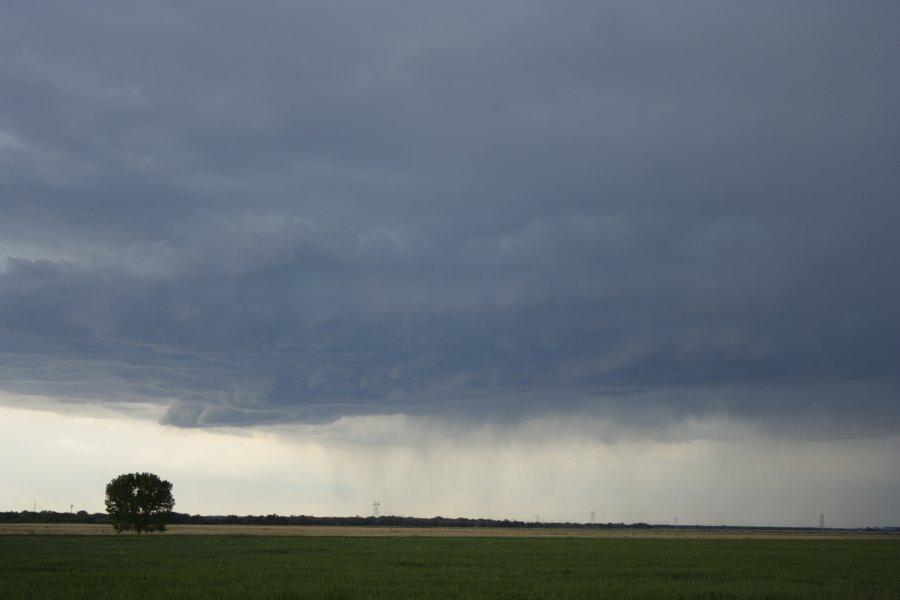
[1,526,898,599]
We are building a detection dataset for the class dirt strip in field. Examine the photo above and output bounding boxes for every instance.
[0,523,895,539]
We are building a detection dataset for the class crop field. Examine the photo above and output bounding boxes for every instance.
[0,523,891,539]
[1,528,898,599]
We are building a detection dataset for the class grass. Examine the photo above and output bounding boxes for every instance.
[1,534,898,599]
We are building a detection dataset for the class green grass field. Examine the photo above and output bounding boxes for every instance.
[1,534,898,599]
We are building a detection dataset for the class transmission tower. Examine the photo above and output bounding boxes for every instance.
[590,510,596,525]
[819,513,825,529]
[372,500,380,518]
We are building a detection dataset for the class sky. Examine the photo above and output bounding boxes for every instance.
[1,1,898,528]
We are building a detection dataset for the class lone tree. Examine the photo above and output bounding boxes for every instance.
[104,472,175,534]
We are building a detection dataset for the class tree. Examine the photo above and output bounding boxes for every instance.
[104,472,175,534]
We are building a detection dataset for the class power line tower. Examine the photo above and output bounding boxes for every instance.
[819,513,825,529]
[372,500,380,518]
[590,510,596,525]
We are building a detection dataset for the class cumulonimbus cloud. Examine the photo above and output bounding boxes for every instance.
[0,1,898,435]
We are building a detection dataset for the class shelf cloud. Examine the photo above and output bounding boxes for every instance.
[1,3,898,439]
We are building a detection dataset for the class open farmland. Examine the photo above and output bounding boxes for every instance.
[0,522,894,540]
[1,528,898,599]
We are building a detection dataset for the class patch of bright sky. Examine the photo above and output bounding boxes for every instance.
[1,396,897,528]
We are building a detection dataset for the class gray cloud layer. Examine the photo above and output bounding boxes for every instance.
[1,1,898,432]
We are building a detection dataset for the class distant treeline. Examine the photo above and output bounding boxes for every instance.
[0,510,876,530]
[1,510,110,524]
[1,510,643,528]
[168,514,646,529]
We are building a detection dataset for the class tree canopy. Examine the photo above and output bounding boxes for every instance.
[104,472,175,534]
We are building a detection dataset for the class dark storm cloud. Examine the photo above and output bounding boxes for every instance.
[1,1,898,432]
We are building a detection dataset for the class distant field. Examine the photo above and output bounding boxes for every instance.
[0,522,893,539]
[1,530,898,599]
